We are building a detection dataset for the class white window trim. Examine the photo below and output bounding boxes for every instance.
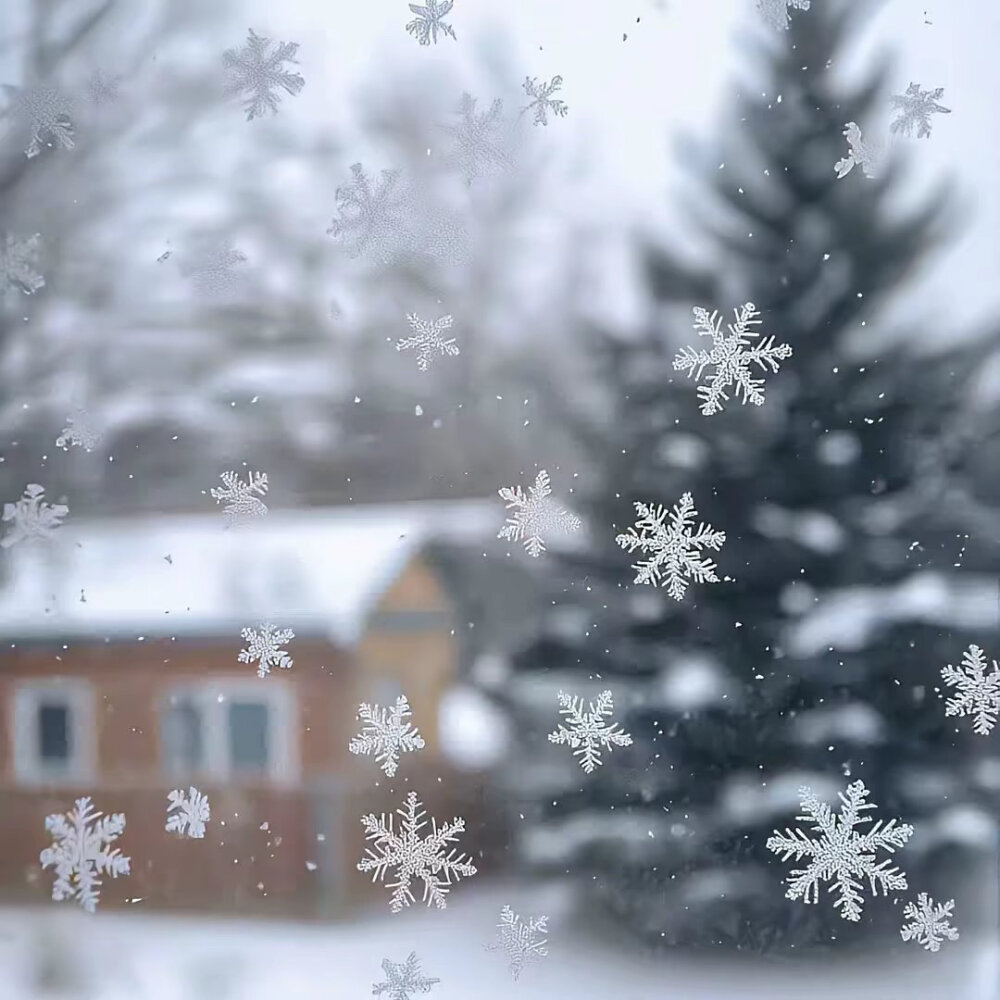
[162,678,299,786]
[12,678,96,786]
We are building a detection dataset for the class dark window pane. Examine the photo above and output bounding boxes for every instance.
[228,701,270,772]
[162,699,204,772]
[38,704,69,762]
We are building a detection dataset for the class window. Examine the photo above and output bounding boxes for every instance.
[228,700,270,772]
[162,696,205,774]
[12,680,94,784]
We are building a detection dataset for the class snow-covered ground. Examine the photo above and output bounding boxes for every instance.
[2,881,997,999]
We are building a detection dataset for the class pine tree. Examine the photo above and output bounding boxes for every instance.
[492,0,1000,954]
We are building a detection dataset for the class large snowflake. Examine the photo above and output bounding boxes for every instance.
[1,232,45,303]
[39,797,131,913]
[166,787,211,839]
[766,780,914,922]
[349,695,426,777]
[890,83,951,139]
[223,28,305,121]
[900,893,959,952]
[327,162,413,264]
[405,1,457,46]
[487,905,549,980]
[373,952,440,1000]
[521,75,568,126]
[497,469,580,558]
[56,408,101,452]
[210,470,269,525]
[238,623,295,678]
[357,791,477,913]
[2,83,75,158]
[440,93,509,185]
[1,483,68,549]
[673,302,792,416]
[615,492,726,601]
[941,644,1000,736]
[835,122,884,180]
[396,313,460,372]
[548,690,632,773]
[756,0,810,31]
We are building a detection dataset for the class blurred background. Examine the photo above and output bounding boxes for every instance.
[2,0,1000,995]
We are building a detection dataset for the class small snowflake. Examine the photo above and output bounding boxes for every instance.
[405,1,457,46]
[756,0,810,31]
[890,83,950,139]
[56,408,101,452]
[440,92,509,185]
[165,787,210,839]
[497,469,580,558]
[396,313,460,372]
[487,905,549,980]
[941,644,1000,735]
[349,695,426,777]
[86,70,123,106]
[373,952,440,1000]
[2,83,75,157]
[2,483,68,549]
[180,242,249,300]
[357,790,477,913]
[548,690,633,773]
[900,893,959,952]
[0,232,45,304]
[239,623,294,678]
[223,28,305,120]
[835,122,884,180]
[521,76,568,126]
[615,492,726,601]
[327,162,413,264]
[210,470,269,525]
[40,797,131,913]
[766,779,914,922]
[673,302,792,415]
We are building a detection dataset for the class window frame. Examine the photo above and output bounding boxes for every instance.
[11,678,96,786]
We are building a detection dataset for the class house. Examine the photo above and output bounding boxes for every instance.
[0,499,507,916]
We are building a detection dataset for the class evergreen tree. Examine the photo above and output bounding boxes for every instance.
[491,0,1000,954]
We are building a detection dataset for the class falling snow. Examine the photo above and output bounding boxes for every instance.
[900,893,959,952]
[548,690,633,773]
[238,623,295,678]
[396,313,460,372]
[165,787,211,839]
[497,469,580,558]
[941,644,1000,735]
[1,483,68,548]
[223,28,305,120]
[349,695,426,777]
[210,469,269,525]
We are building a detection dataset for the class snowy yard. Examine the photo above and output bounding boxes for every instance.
[3,881,997,999]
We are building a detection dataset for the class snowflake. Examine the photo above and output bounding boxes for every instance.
[39,797,131,913]
[373,952,440,1000]
[2,83,75,157]
[2,483,68,549]
[0,232,44,304]
[357,790,477,913]
[835,122,884,180]
[56,408,101,452]
[210,470,269,525]
[941,644,1000,735]
[405,1,457,46]
[327,162,413,264]
[673,302,792,416]
[349,695,426,777]
[396,313,460,372]
[891,83,951,139]
[521,76,568,126]
[486,905,549,979]
[548,690,633,773]
[238,623,294,678]
[615,492,726,601]
[180,242,249,300]
[900,893,959,952]
[766,779,914,922]
[86,69,122,106]
[756,0,810,31]
[440,92,509,185]
[165,787,210,839]
[223,28,305,121]
[497,470,580,558]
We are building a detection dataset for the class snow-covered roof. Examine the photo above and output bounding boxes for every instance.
[0,499,496,645]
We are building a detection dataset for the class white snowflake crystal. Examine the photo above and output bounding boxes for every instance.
[210,470,269,525]
[327,162,413,264]
[2,83,75,157]
[223,28,304,120]
[673,302,792,416]
[900,893,959,952]
[39,797,131,913]
[405,0,457,46]
[0,232,45,303]
[2,483,68,549]
[941,644,1000,736]
[487,905,549,980]
[349,695,426,777]
[165,787,210,839]
[440,92,509,185]
[357,790,477,913]
[756,0,810,31]
[497,469,580,558]
[180,242,249,300]
[890,83,951,139]
[238,623,294,678]
[615,492,726,601]
[548,690,633,773]
[835,122,884,180]
[766,779,914,922]
[56,408,101,452]
[373,952,440,1000]
[521,75,568,126]
[396,313,460,372]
